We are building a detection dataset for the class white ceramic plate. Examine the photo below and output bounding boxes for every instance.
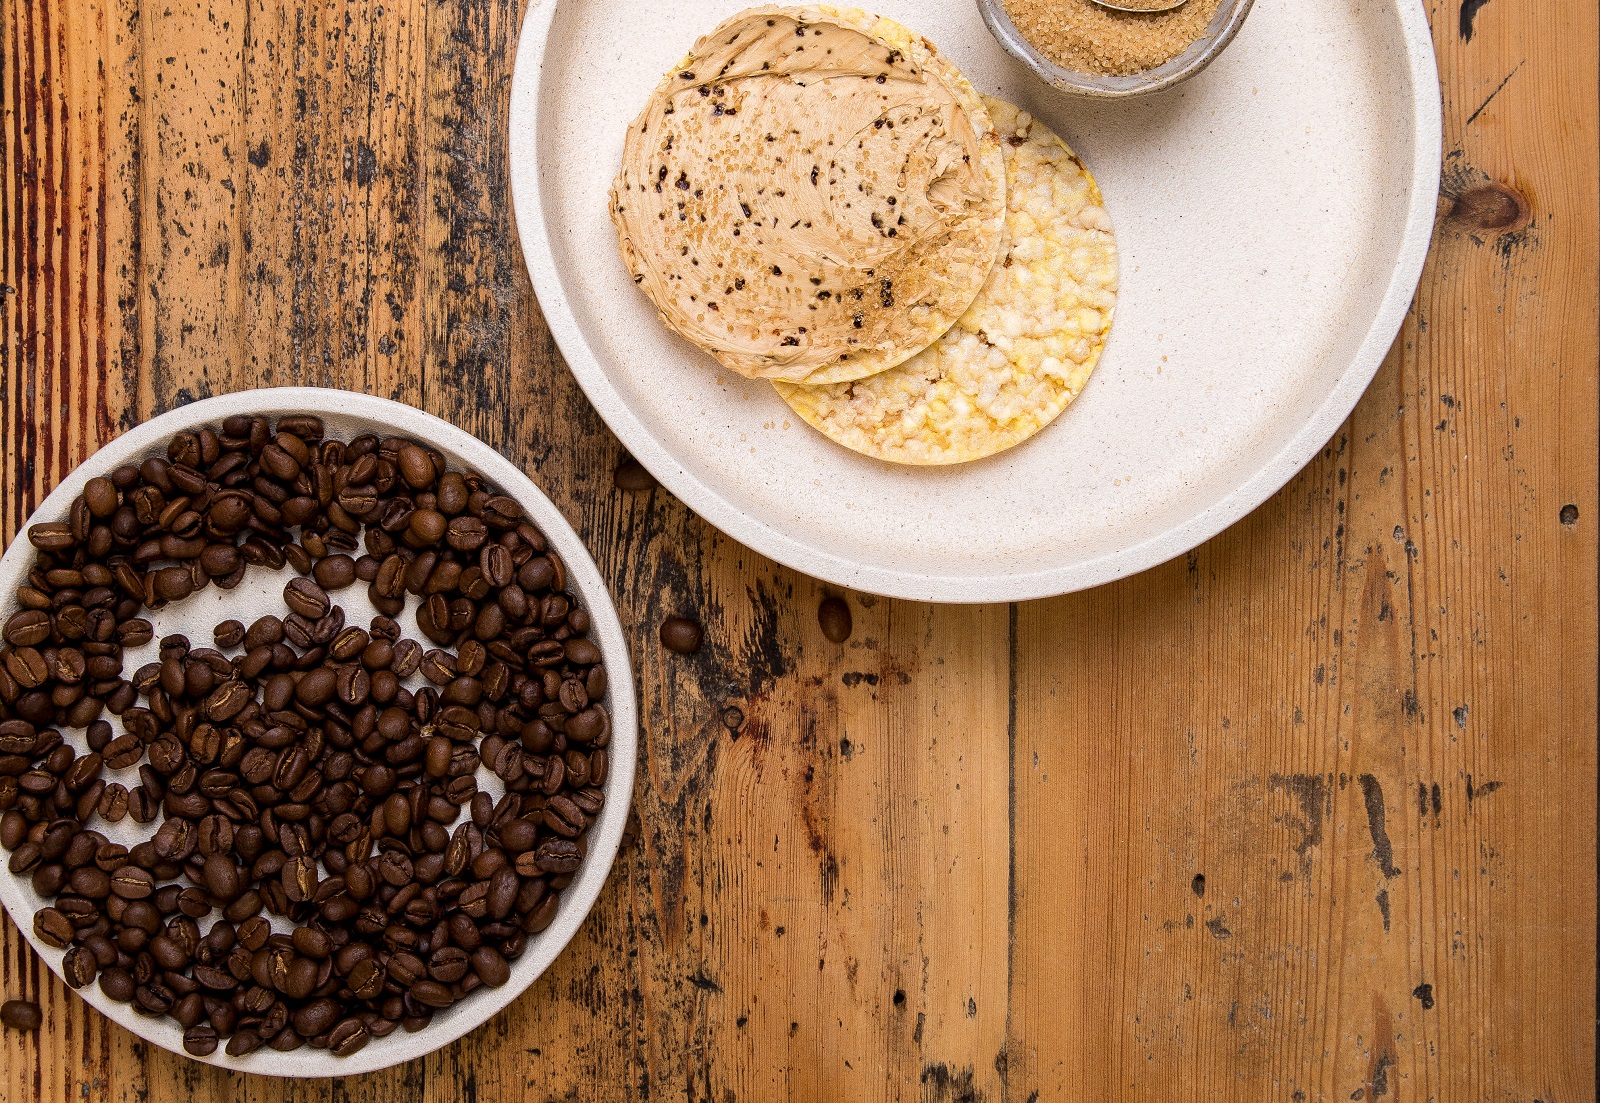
[0,389,636,1075]
[509,0,1441,601]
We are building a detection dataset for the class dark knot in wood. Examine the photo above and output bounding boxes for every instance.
[1448,182,1530,233]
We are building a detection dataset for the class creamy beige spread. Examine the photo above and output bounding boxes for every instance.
[609,6,1007,383]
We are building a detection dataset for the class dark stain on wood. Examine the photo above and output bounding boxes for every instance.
[1459,0,1494,41]
[921,1062,982,1103]
[686,970,723,993]
[736,580,792,698]
[1358,774,1402,879]
[1364,995,1396,1097]
[1270,772,1329,857]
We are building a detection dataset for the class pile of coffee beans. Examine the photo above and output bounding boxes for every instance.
[0,415,612,1058]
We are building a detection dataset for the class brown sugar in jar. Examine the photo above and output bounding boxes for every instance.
[1000,0,1225,77]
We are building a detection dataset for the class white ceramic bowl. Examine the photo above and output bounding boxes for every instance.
[508,0,1441,601]
[0,388,636,1076]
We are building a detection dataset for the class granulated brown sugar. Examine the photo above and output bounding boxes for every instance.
[1000,0,1224,77]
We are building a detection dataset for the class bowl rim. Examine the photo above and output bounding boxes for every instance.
[0,386,637,1077]
[975,0,1259,99]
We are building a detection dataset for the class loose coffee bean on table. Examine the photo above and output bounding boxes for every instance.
[1,998,42,1032]
[0,417,612,1058]
[817,596,852,644]
[659,617,703,655]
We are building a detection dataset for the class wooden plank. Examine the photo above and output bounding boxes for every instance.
[2,0,142,1099]
[0,0,1594,1099]
[1009,0,1599,1100]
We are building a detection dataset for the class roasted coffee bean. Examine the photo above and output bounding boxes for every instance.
[446,515,488,554]
[183,1023,220,1056]
[389,638,423,678]
[63,944,99,987]
[558,678,587,714]
[408,510,447,546]
[225,1030,264,1057]
[283,855,318,903]
[420,650,456,685]
[3,647,48,689]
[533,838,582,875]
[291,925,331,959]
[328,1016,369,1057]
[524,892,560,934]
[203,854,241,900]
[313,555,357,591]
[283,577,331,619]
[84,476,122,518]
[126,786,159,823]
[278,415,324,441]
[336,666,370,707]
[0,813,25,850]
[213,620,246,649]
[296,667,337,707]
[292,998,342,1038]
[331,626,370,663]
[565,705,608,744]
[97,968,135,1002]
[397,444,436,490]
[34,907,75,947]
[470,946,510,988]
[407,980,453,1009]
[543,794,586,838]
[2,610,51,648]
[69,865,112,898]
[818,595,853,643]
[205,679,251,722]
[563,638,602,667]
[28,522,75,553]
[0,999,42,1032]
[659,616,703,654]
[112,865,156,899]
[244,615,285,651]
[151,565,194,602]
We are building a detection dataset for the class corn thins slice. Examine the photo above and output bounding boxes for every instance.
[775,97,1117,464]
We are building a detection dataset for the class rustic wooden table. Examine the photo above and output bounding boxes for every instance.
[2,0,1596,1099]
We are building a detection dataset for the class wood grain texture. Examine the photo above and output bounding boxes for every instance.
[1,0,1595,1099]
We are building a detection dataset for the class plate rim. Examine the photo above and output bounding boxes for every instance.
[508,0,1443,603]
[0,387,638,1076]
